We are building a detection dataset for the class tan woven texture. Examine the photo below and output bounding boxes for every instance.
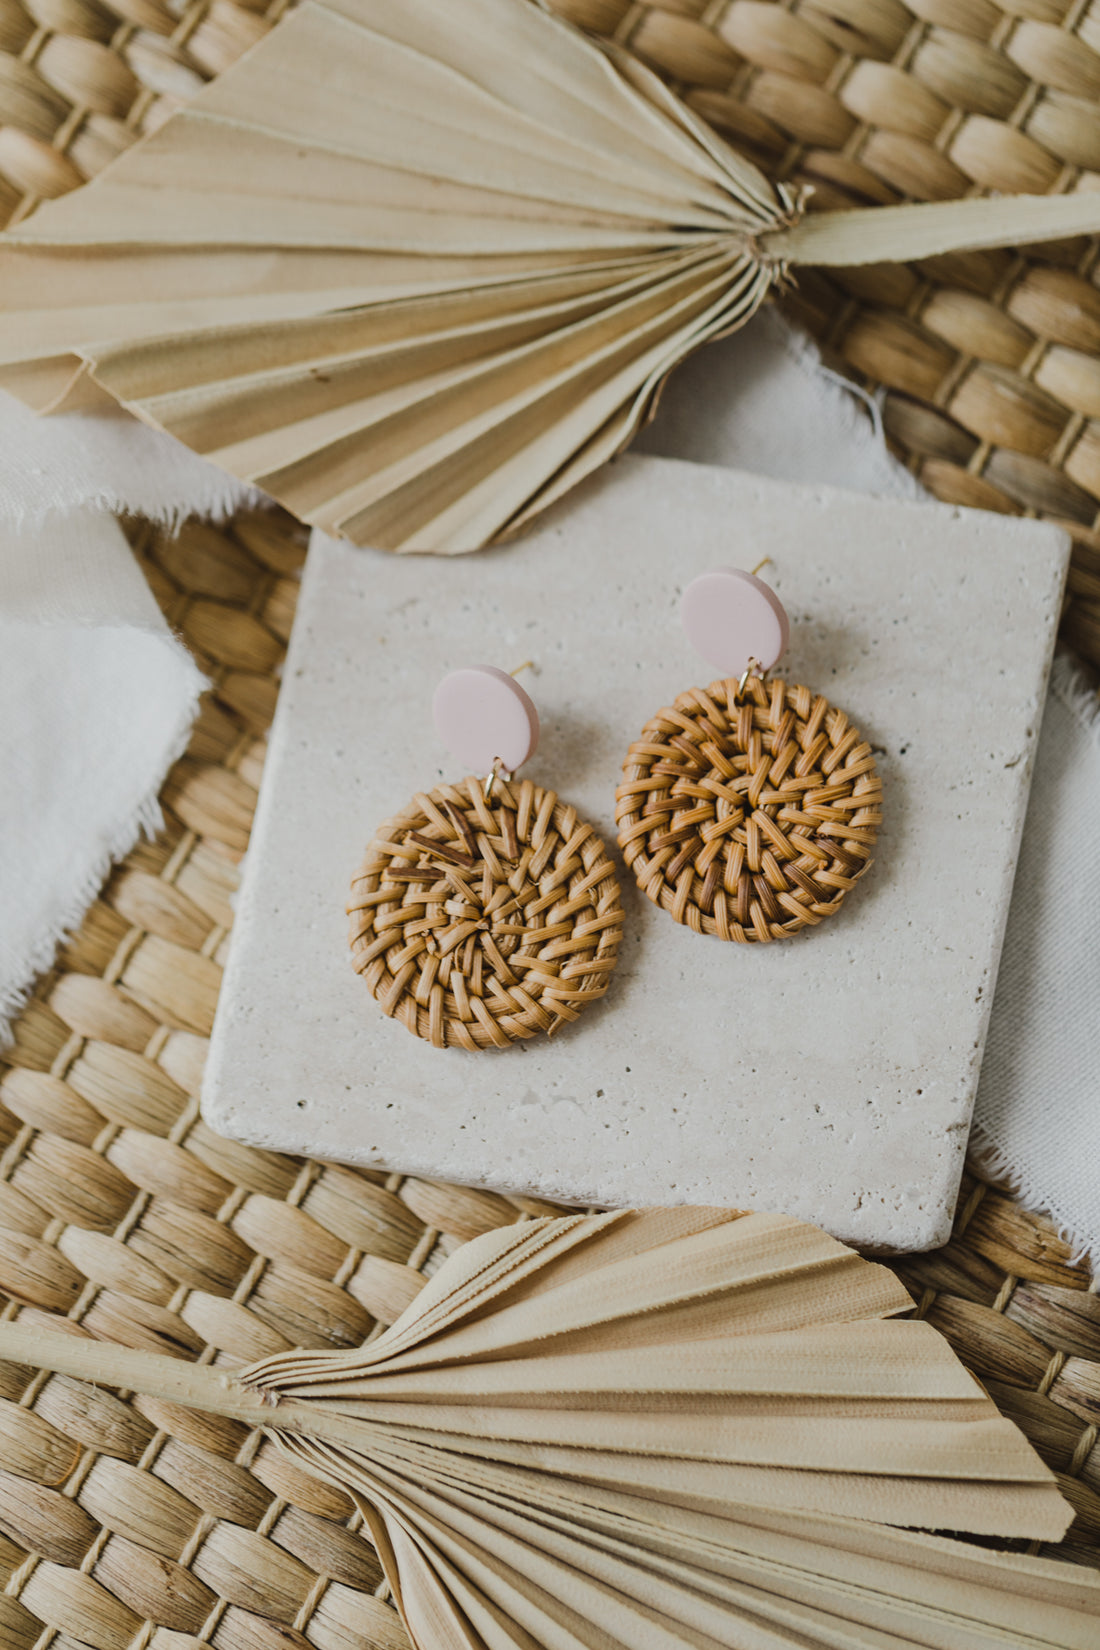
[348,780,622,1049]
[1,0,1100,1631]
[0,514,1097,1650]
[4,0,1099,669]
[616,672,881,941]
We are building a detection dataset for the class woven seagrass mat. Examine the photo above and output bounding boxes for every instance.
[2,0,1100,1634]
[0,512,1097,1650]
[1,0,1100,671]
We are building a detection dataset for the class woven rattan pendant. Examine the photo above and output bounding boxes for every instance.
[618,568,881,942]
[348,667,622,1048]
[0,1208,1096,1650]
[3,0,1100,551]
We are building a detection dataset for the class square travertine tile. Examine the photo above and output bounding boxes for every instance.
[202,455,1068,1251]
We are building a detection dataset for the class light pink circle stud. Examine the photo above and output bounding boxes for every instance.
[681,567,789,676]
[432,666,539,776]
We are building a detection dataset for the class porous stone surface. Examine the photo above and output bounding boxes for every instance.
[203,454,1069,1251]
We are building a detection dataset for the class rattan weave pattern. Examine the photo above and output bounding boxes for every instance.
[0,513,1097,1650]
[348,780,623,1048]
[616,673,881,941]
[4,0,1099,673]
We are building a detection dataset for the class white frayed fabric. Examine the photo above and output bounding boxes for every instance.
[0,391,223,1038]
[0,389,258,529]
[971,654,1100,1267]
[637,305,927,503]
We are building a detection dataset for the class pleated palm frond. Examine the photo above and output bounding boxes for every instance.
[2,0,1100,550]
[3,1208,1098,1650]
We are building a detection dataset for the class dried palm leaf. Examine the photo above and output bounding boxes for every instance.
[2,0,1100,550]
[1,1208,1097,1649]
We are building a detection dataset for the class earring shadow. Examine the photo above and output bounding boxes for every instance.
[535,705,624,800]
[781,610,905,934]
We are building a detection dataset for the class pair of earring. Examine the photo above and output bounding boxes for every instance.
[348,568,882,1051]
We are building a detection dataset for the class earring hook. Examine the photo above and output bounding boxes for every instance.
[483,757,514,801]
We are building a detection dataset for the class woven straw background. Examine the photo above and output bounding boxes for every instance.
[0,0,1099,673]
[0,514,1097,1650]
[2,0,1100,1640]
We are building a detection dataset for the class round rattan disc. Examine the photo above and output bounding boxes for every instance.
[616,674,882,943]
[349,776,623,1049]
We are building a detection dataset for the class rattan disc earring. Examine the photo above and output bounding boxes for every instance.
[348,666,623,1049]
[615,569,882,944]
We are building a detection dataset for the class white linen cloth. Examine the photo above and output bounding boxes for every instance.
[0,391,255,528]
[0,391,253,1028]
[2,310,1097,1262]
[972,655,1100,1255]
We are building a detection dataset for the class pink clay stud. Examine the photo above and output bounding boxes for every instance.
[432,666,539,776]
[681,567,789,677]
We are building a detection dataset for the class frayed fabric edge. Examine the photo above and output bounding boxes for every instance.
[969,1121,1100,1273]
[968,649,1100,1272]
[765,310,927,503]
[1049,647,1100,749]
[1,479,266,535]
[0,644,207,1047]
